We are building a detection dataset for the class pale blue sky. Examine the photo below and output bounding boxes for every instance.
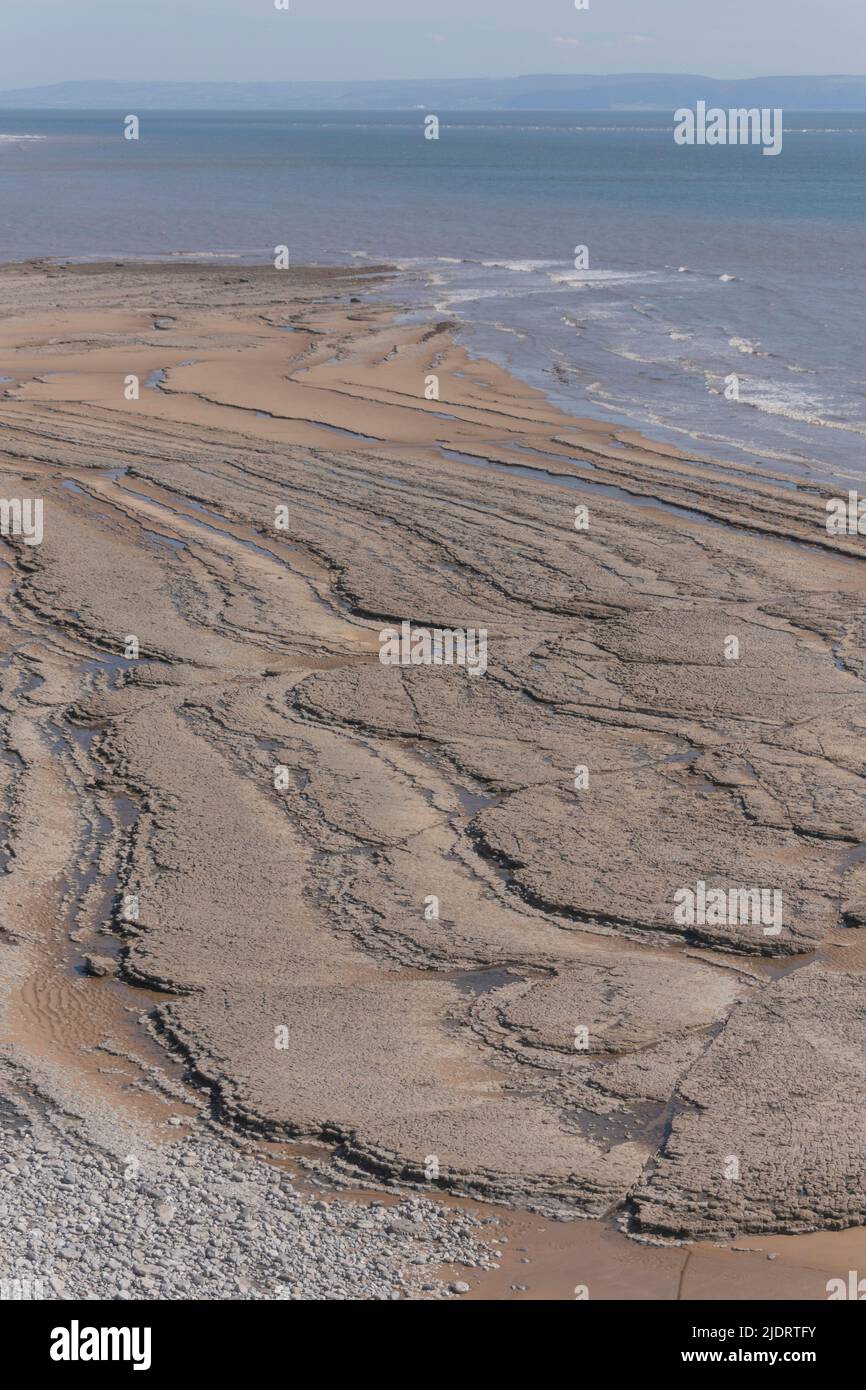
[2,0,865,89]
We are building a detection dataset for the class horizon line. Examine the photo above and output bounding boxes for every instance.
[3,71,866,92]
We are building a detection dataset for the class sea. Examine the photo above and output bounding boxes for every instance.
[1,109,865,482]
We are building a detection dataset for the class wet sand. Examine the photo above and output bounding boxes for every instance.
[1,259,865,1298]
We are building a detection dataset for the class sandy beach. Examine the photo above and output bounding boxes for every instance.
[1,258,865,1300]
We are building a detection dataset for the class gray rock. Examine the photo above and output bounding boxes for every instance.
[83,954,119,978]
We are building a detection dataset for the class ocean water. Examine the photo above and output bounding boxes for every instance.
[1,109,865,479]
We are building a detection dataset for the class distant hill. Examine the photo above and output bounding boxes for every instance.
[2,74,866,110]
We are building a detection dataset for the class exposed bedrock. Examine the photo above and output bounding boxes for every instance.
[631,969,866,1239]
[2,263,866,1234]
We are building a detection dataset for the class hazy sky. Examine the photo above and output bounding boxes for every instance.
[2,0,865,88]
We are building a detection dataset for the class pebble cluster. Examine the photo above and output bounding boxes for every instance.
[0,1116,499,1301]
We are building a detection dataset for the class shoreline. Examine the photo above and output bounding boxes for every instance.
[3,251,858,492]
[1,258,865,1298]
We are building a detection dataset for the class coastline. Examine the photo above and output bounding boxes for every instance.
[1,258,865,1298]
[5,103,865,490]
